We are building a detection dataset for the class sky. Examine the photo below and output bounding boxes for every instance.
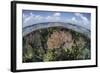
[22,10,91,29]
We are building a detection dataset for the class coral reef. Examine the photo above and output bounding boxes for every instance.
[23,27,91,63]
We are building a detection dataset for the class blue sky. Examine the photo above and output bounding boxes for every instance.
[22,10,91,29]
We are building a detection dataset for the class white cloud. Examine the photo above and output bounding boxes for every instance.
[74,13,81,17]
[23,12,34,24]
[53,13,61,16]
[34,15,44,20]
[23,12,90,30]
[74,13,89,25]
[45,12,61,22]
[23,14,27,19]
[46,16,52,20]
[71,17,77,23]
[23,14,30,22]
[23,12,62,28]
[73,13,90,29]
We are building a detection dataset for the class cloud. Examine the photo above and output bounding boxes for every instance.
[74,13,89,25]
[23,14,27,19]
[72,13,90,29]
[45,12,61,21]
[34,15,44,20]
[46,16,52,20]
[71,17,77,23]
[23,12,90,30]
[70,13,90,29]
[23,12,34,24]
[23,12,62,28]
[53,13,61,16]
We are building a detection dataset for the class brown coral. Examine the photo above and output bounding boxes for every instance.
[47,30,73,49]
